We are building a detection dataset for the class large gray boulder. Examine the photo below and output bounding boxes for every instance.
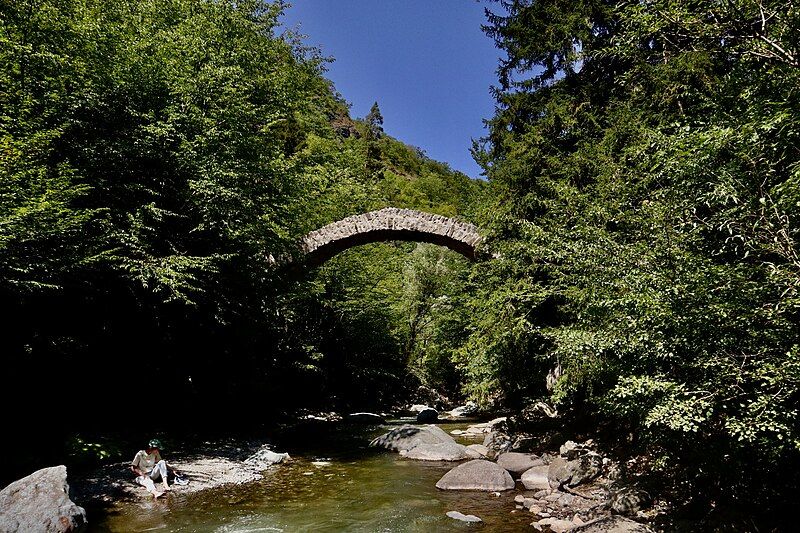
[435,459,515,491]
[371,425,469,461]
[520,464,550,490]
[464,444,490,459]
[548,453,603,488]
[496,452,544,476]
[0,465,87,533]
[401,442,469,461]
[448,401,478,418]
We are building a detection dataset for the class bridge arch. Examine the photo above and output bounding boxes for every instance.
[300,208,482,265]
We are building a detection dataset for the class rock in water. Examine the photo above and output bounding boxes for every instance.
[435,459,515,491]
[496,452,544,476]
[244,447,291,470]
[520,464,550,490]
[401,442,469,461]
[416,408,439,423]
[0,465,86,532]
[371,424,450,451]
[446,511,482,523]
[371,425,469,461]
[448,401,478,418]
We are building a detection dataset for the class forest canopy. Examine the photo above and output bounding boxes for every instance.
[1,0,799,522]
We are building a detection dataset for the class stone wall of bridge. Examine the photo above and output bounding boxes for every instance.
[300,208,482,264]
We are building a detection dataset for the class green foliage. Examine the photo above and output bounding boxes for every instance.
[470,0,800,512]
[0,0,486,438]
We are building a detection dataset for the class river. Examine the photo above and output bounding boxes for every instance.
[88,420,536,532]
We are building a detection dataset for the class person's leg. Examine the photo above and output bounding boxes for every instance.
[136,474,164,499]
[152,460,169,490]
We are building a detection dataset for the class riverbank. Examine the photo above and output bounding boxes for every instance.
[71,439,289,505]
[60,411,663,532]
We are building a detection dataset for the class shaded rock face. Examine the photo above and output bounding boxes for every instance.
[371,425,468,461]
[0,465,87,533]
[416,408,439,423]
[496,452,544,476]
[548,453,603,489]
[435,459,515,491]
[611,488,651,516]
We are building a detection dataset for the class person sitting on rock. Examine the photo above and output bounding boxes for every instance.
[130,438,175,499]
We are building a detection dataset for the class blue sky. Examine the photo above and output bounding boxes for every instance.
[280,1,501,179]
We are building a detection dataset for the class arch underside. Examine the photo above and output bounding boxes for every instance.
[305,229,476,266]
[300,208,482,266]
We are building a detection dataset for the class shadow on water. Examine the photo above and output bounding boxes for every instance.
[86,420,535,533]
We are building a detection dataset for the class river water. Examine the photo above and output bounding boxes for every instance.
[89,421,536,532]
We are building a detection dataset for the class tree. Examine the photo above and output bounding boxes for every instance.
[469,0,800,521]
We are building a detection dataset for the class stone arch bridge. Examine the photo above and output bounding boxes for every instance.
[300,208,482,265]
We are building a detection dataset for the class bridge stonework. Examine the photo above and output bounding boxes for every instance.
[301,208,482,264]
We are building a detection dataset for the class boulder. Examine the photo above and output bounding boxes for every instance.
[496,452,544,476]
[416,408,439,423]
[483,429,512,453]
[464,444,490,459]
[611,488,651,516]
[548,453,603,488]
[409,404,431,413]
[446,511,482,523]
[371,424,469,461]
[372,424,452,452]
[532,518,576,533]
[400,442,469,461]
[559,440,588,460]
[243,448,291,470]
[0,465,87,533]
[448,401,478,418]
[345,412,385,424]
[435,459,515,491]
[520,465,550,490]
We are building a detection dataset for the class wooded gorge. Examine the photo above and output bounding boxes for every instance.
[2,0,799,530]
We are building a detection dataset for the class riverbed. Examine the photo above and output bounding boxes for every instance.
[86,421,535,532]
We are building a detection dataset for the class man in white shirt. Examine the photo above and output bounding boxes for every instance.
[130,438,172,499]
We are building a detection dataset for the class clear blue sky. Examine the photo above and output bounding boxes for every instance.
[280,1,500,179]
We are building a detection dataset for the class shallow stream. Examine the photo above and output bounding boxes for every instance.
[88,421,534,532]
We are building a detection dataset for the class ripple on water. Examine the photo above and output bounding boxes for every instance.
[89,424,533,532]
